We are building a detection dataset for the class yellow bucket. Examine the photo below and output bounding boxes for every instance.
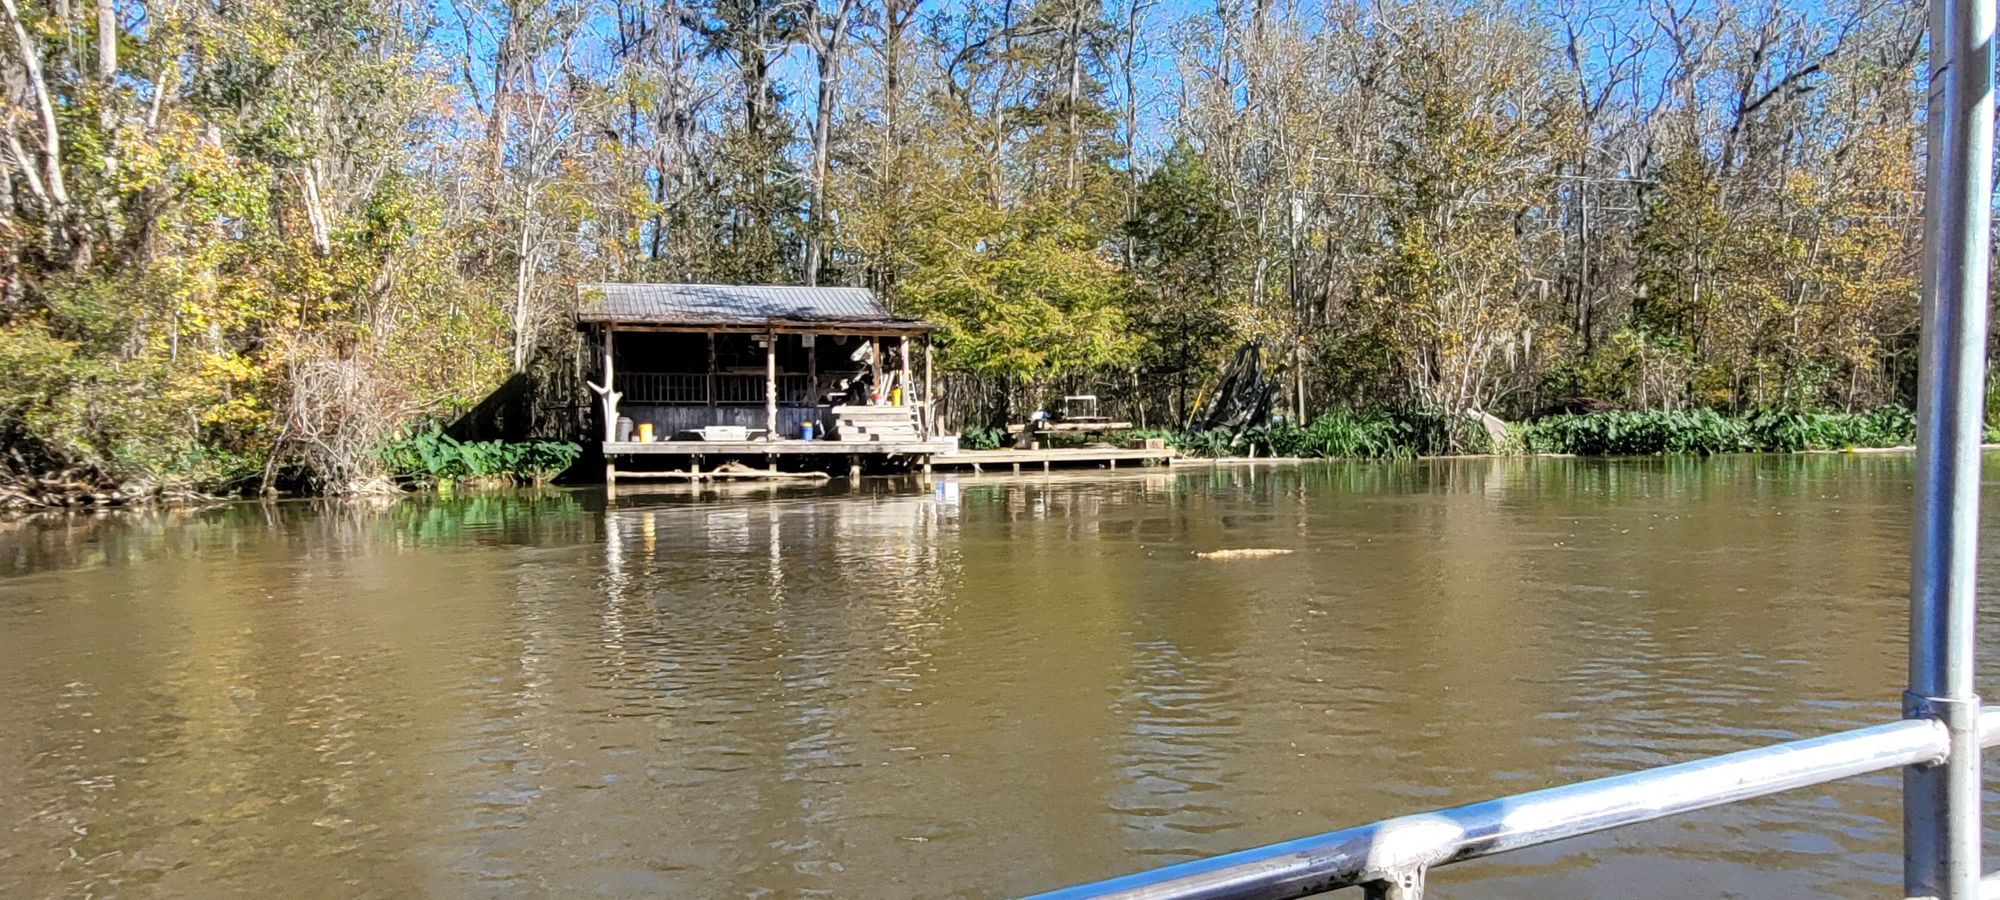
[636,422,654,442]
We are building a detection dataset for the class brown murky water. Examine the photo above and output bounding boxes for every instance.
[3,455,1999,898]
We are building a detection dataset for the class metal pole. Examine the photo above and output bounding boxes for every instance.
[1906,0,1992,895]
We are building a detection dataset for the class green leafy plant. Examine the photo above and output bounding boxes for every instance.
[1517,407,1916,455]
[379,427,579,485]
[959,426,1007,451]
[1156,409,1445,459]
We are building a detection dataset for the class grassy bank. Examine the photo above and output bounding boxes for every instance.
[1139,406,1980,460]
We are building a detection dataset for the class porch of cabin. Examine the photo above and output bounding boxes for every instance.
[592,325,954,487]
[609,329,853,440]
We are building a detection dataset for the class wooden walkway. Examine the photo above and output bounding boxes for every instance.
[927,446,1174,473]
[605,438,956,456]
[603,437,957,495]
[600,439,1168,495]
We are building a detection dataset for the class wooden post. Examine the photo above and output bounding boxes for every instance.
[923,337,934,439]
[603,326,617,441]
[765,331,778,442]
[807,333,818,408]
[589,324,623,443]
[706,332,717,408]
[899,335,912,408]
[849,454,861,480]
[870,336,882,401]
[591,324,624,498]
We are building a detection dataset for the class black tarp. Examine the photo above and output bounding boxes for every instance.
[1194,343,1278,432]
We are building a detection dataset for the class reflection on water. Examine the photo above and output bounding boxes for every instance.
[2,457,1998,898]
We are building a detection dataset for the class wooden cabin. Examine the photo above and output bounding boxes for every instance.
[578,283,954,487]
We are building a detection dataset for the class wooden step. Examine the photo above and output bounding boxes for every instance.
[837,431,919,441]
[832,405,918,420]
[834,434,912,443]
[830,401,921,444]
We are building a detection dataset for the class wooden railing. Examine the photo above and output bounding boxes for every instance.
[616,372,703,404]
[617,372,813,405]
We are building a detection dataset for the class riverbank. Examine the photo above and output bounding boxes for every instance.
[1136,406,1969,461]
[0,430,582,515]
[0,405,1975,515]
[1173,443,1998,465]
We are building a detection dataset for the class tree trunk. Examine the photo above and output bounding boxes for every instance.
[2,0,69,210]
[1063,0,1084,198]
[805,0,855,286]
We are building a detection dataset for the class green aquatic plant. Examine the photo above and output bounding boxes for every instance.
[379,427,581,485]
[1135,405,1925,460]
[1517,407,1916,455]
[1154,408,1450,459]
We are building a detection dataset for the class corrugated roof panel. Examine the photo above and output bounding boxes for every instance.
[577,283,895,324]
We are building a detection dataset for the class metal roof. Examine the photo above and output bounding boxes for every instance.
[577,283,928,330]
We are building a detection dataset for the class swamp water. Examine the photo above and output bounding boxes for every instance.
[4,455,2000,898]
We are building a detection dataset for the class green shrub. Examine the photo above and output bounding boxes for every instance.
[1168,428,1239,457]
[1164,408,1447,459]
[1517,409,1749,455]
[959,426,1006,451]
[516,441,584,481]
[379,427,580,485]
[1518,407,1916,455]
[1139,406,1925,460]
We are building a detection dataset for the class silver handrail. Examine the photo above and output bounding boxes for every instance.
[1031,0,1993,896]
[1032,715,2000,900]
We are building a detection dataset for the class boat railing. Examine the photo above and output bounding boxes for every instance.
[1032,715,2000,900]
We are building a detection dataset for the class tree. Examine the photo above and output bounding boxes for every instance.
[1126,143,1244,425]
[0,0,1960,495]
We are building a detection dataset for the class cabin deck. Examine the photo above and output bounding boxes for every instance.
[599,441,1170,493]
[604,438,957,456]
[602,436,959,495]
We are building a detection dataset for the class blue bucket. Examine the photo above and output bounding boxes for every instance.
[801,421,816,441]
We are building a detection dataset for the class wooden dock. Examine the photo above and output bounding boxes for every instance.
[604,437,957,495]
[604,438,956,456]
[600,439,1168,495]
[927,446,1174,473]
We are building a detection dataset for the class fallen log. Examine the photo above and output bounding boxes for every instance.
[1195,548,1294,560]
